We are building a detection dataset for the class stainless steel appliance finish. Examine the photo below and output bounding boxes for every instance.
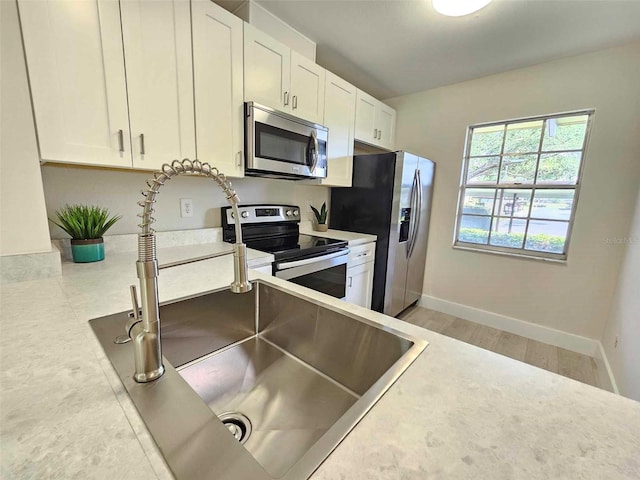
[222,204,349,299]
[128,159,252,383]
[245,102,328,179]
[89,280,428,480]
[330,151,435,317]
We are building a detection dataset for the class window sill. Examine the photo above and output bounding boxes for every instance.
[452,243,568,264]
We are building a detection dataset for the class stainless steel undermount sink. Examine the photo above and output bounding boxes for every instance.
[90,281,427,480]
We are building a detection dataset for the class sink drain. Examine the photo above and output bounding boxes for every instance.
[218,412,252,444]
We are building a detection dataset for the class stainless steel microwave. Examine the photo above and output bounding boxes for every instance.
[245,102,328,179]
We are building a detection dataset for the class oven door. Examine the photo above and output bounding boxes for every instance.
[275,249,348,299]
[245,102,327,179]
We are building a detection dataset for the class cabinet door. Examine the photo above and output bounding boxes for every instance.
[18,0,131,167]
[346,262,374,309]
[376,103,396,150]
[191,0,244,177]
[320,72,356,187]
[290,51,325,124]
[354,89,377,145]
[244,24,290,112]
[120,0,195,170]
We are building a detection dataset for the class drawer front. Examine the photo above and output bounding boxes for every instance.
[348,242,375,267]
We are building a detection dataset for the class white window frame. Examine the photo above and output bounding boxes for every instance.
[453,109,595,262]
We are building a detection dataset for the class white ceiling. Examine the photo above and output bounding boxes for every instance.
[220,0,640,99]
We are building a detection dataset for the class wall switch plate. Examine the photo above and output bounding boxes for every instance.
[180,198,193,218]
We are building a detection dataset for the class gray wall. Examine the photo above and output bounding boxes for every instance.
[0,0,52,255]
[600,188,640,401]
[386,41,640,342]
[42,164,329,237]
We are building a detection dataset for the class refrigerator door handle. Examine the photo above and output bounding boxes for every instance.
[407,170,418,258]
[409,169,423,258]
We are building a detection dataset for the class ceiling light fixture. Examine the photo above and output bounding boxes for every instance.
[432,0,493,17]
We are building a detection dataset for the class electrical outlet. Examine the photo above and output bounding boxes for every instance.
[180,198,193,218]
[614,335,619,348]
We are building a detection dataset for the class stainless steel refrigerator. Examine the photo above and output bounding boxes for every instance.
[330,151,435,317]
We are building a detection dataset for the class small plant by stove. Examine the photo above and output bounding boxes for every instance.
[311,202,328,232]
[50,204,121,263]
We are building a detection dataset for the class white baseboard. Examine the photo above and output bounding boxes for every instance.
[593,342,619,394]
[419,294,598,356]
[417,295,619,393]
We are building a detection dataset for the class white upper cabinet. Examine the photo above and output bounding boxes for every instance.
[290,51,325,124]
[120,0,195,170]
[244,23,290,112]
[19,0,195,170]
[18,0,131,168]
[320,72,356,187]
[375,103,396,149]
[355,90,377,145]
[354,89,396,150]
[191,0,244,177]
[244,25,325,124]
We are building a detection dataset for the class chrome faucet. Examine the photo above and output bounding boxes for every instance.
[126,159,252,383]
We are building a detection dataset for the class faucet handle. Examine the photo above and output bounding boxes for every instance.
[115,285,142,344]
[129,284,141,321]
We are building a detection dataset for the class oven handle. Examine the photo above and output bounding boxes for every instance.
[276,249,349,271]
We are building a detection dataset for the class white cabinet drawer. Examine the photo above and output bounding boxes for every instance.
[348,242,375,267]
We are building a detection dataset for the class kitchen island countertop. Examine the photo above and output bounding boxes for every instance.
[1,245,639,480]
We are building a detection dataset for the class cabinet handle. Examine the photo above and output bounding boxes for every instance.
[284,91,289,106]
[373,128,378,139]
[378,130,382,140]
[348,276,353,288]
[118,129,124,154]
[140,133,145,156]
[292,95,297,109]
[236,151,242,167]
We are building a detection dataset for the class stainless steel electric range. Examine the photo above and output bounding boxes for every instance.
[222,204,349,299]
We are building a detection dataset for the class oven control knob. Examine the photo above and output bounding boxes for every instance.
[241,211,249,218]
[293,209,299,216]
[286,209,293,217]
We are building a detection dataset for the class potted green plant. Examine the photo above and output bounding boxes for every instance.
[50,204,121,263]
[310,202,328,232]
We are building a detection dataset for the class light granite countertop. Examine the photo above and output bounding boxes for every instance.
[1,243,639,479]
[299,225,377,246]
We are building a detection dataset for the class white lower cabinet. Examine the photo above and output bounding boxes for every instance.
[345,242,375,309]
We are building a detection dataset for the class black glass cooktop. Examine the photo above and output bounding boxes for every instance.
[244,234,347,261]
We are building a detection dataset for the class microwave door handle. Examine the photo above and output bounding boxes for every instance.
[308,129,319,173]
[276,249,349,270]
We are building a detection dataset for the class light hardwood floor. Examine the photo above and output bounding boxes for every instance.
[399,306,600,388]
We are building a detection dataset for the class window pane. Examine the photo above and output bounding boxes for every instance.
[458,215,491,244]
[542,115,588,151]
[490,218,526,248]
[531,190,575,221]
[470,125,504,156]
[503,121,543,154]
[524,220,569,254]
[467,157,499,184]
[498,154,537,184]
[462,188,496,215]
[536,152,581,185]
[494,189,532,218]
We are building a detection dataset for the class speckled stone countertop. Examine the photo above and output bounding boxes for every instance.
[299,225,377,246]
[1,244,639,479]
